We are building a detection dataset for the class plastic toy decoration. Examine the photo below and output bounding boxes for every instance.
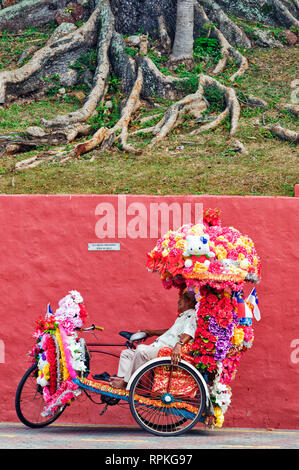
[146,208,261,427]
[183,234,216,268]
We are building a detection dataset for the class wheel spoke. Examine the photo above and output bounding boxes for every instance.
[15,364,66,428]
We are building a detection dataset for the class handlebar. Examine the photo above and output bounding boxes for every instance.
[81,324,104,332]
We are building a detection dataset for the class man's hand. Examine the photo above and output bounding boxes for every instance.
[171,343,182,366]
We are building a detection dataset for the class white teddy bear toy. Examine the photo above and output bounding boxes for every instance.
[183,234,215,268]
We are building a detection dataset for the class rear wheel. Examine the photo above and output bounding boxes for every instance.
[15,363,66,428]
[129,359,206,436]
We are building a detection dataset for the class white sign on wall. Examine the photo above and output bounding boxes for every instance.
[88,243,120,251]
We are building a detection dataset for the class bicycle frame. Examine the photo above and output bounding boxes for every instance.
[82,325,142,361]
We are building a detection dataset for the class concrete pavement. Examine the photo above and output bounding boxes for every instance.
[0,422,298,450]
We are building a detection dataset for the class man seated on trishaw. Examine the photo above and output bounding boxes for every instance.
[109,289,197,390]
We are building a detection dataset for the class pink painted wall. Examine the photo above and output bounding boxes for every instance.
[0,194,299,429]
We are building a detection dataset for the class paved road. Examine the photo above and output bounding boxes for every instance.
[0,422,298,450]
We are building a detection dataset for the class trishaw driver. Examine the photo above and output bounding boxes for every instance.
[109,290,197,389]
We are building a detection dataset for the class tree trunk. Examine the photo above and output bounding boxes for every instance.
[169,0,195,69]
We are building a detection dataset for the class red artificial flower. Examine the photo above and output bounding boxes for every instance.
[79,304,88,324]
[203,208,222,227]
[44,336,57,396]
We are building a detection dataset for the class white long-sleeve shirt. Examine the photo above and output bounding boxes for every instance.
[153,309,197,348]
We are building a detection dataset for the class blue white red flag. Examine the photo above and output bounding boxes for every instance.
[233,290,253,318]
[46,303,53,318]
[246,288,261,321]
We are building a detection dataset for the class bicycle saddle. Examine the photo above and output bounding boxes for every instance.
[119,331,147,342]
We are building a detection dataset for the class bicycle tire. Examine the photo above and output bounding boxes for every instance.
[129,359,206,436]
[15,363,66,428]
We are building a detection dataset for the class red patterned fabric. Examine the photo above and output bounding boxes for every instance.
[152,345,197,398]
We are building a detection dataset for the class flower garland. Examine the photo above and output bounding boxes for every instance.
[188,284,256,426]
[44,335,57,396]
[41,378,81,418]
[191,285,239,374]
[28,290,89,417]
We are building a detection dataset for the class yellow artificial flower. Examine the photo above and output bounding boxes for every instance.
[189,224,204,236]
[55,329,69,382]
[230,265,246,276]
[237,236,253,253]
[175,239,186,250]
[162,239,170,248]
[193,261,209,273]
[215,245,227,260]
[232,327,245,345]
[43,364,50,381]
[214,406,224,428]
[240,258,250,270]
[253,256,259,267]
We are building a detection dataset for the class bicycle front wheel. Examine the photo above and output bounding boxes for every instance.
[15,363,66,428]
[129,359,206,436]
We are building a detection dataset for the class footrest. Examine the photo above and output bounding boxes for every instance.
[92,372,111,382]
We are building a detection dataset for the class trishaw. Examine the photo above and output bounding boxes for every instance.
[15,322,211,436]
[15,208,261,435]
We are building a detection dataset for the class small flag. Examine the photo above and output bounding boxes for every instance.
[233,290,253,318]
[46,303,53,318]
[246,288,261,321]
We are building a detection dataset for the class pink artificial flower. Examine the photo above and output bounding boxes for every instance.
[59,318,75,335]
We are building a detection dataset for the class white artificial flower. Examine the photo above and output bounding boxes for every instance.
[38,358,48,370]
[69,290,84,304]
[72,359,86,372]
[37,376,48,387]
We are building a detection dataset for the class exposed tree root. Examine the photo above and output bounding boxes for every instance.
[271,0,299,28]
[41,0,115,129]
[266,123,299,144]
[0,123,91,152]
[0,1,105,105]
[190,74,240,135]
[278,103,299,116]
[197,0,252,49]
[148,84,207,147]
[195,3,248,82]
[74,65,144,158]
[157,11,172,55]
[0,0,69,32]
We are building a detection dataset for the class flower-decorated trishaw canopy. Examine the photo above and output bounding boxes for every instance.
[146,208,261,292]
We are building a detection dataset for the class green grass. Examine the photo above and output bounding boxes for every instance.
[0,24,56,70]
[0,99,80,132]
